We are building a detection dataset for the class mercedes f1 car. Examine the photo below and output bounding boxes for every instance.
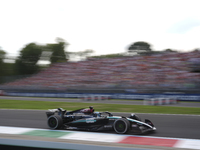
[46,106,156,134]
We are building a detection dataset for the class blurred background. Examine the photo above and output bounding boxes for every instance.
[0,39,200,95]
[0,0,200,95]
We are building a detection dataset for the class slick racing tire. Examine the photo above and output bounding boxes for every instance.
[113,118,130,134]
[47,115,63,129]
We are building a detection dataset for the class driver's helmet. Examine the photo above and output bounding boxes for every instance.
[94,112,101,117]
[129,113,141,121]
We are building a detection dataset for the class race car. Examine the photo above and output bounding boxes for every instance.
[46,106,156,134]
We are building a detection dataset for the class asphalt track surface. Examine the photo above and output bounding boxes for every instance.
[1,97,200,140]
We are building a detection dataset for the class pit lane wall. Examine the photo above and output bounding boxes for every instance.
[3,92,200,102]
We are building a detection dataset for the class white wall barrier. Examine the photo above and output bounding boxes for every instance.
[143,97,178,105]
[81,95,110,101]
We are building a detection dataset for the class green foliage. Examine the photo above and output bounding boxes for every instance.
[0,49,6,83]
[2,38,68,78]
[0,50,6,69]
[49,43,66,63]
[0,49,6,57]
[164,49,177,52]
[14,43,42,75]
[49,38,68,63]
[128,41,152,55]
[3,63,16,76]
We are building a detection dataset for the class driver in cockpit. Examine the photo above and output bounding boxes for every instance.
[93,112,101,117]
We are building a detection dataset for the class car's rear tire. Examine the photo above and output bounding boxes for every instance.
[113,118,130,134]
[47,115,63,129]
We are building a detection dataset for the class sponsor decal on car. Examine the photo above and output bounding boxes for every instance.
[131,124,138,127]
[104,125,113,128]
[86,118,96,123]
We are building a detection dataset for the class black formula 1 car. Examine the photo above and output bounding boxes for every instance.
[46,106,156,134]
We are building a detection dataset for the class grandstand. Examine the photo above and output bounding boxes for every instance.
[1,51,200,94]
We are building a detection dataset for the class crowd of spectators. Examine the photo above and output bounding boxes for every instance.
[3,50,200,90]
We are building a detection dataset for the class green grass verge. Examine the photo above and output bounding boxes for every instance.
[1,99,200,115]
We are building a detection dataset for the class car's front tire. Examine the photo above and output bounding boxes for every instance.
[47,115,63,129]
[113,118,130,134]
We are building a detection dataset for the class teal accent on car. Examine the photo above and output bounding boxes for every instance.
[127,118,152,128]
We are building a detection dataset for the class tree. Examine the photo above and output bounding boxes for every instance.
[0,49,6,83]
[49,38,69,63]
[192,48,200,52]
[15,43,42,75]
[128,41,152,55]
[164,49,177,53]
[0,49,6,65]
